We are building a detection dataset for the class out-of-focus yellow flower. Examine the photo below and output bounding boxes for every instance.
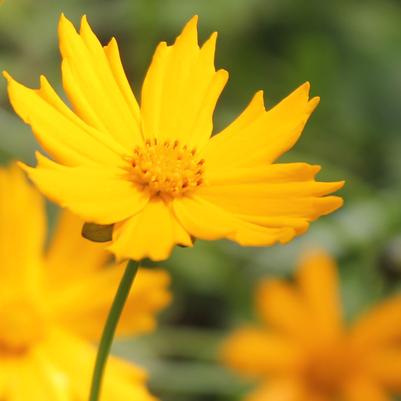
[0,165,171,400]
[4,14,343,261]
[222,250,401,401]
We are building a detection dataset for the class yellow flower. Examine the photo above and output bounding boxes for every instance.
[222,250,401,401]
[4,14,344,261]
[0,165,171,400]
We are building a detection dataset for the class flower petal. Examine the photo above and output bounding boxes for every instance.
[0,165,45,296]
[204,83,319,168]
[172,195,238,239]
[8,352,70,401]
[256,279,311,340]
[197,167,343,237]
[141,16,228,149]
[21,155,149,224]
[296,250,343,343]
[59,14,142,149]
[109,199,193,261]
[49,265,171,340]
[350,295,401,349]
[173,195,297,245]
[363,349,401,392]
[104,37,141,124]
[45,210,110,285]
[205,163,322,185]
[222,327,303,376]
[3,72,125,167]
[343,377,390,401]
[38,329,154,401]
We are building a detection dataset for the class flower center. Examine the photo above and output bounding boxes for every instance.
[129,139,205,197]
[303,346,352,398]
[0,298,46,356]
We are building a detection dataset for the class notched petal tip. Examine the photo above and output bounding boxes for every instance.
[201,31,218,53]
[205,31,218,46]
[216,68,229,84]
[16,161,32,177]
[310,164,322,175]
[58,12,69,26]
[308,96,320,112]
[210,31,218,40]
[187,14,199,26]
[2,70,12,82]
[58,12,76,38]
[176,15,199,46]
[318,195,344,215]
[334,180,345,190]
[293,81,312,101]
[16,160,27,169]
[106,36,118,48]
[298,81,310,96]
[253,90,266,108]
[80,14,93,35]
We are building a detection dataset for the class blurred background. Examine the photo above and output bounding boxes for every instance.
[1,0,401,400]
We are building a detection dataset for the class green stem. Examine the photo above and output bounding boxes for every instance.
[88,259,140,401]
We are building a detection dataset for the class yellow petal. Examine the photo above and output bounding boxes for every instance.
[38,329,154,401]
[202,163,340,236]
[256,279,311,341]
[21,156,149,224]
[205,163,322,185]
[59,14,142,149]
[0,360,13,399]
[172,195,238,239]
[201,181,344,199]
[141,16,228,149]
[173,195,297,245]
[49,266,171,339]
[8,352,70,401]
[197,172,343,234]
[104,37,141,123]
[364,349,401,392]
[0,165,45,297]
[343,377,390,401]
[350,295,401,349]
[296,250,343,343]
[45,210,110,285]
[204,83,319,168]
[3,72,125,167]
[222,327,303,377]
[109,199,192,261]
[193,172,342,245]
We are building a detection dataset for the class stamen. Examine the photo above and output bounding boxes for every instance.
[129,139,205,197]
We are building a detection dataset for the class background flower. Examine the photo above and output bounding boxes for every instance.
[222,250,401,401]
[0,165,171,400]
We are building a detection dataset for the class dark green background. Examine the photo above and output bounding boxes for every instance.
[1,1,401,400]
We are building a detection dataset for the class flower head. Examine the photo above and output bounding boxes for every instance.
[4,14,344,261]
[222,250,401,401]
[0,165,170,400]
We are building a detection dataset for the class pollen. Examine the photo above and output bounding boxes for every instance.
[129,139,205,197]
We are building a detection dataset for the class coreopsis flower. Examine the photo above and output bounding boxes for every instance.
[222,250,401,401]
[0,165,171,400]
[4,15,343,261]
